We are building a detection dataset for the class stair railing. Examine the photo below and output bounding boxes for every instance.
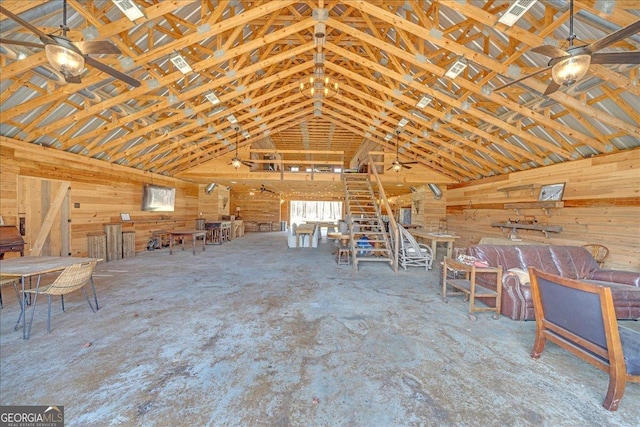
[367,155,399,272]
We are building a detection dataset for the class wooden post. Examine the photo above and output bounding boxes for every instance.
[122,231,136,258]
[87,232,106,262]
[103,223,122,262]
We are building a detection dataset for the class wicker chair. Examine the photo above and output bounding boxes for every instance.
[0,276,18,309]
[22,260,99,338]
[396,225,434,270]
[583,244,609,268]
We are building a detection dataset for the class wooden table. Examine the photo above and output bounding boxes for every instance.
[442,257,502,321]
[295,224,316,248]
[0,256,100,339]
[310,221,338,233]
[409,229,460,258]
[168,230,207,255]
[327,232,350,247]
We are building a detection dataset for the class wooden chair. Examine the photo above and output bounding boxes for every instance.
[582,244,609,268]
[23,260,99,338]
[529,267,640,411]
[397,225,433,270]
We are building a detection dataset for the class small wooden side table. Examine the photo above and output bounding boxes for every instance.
[442,257,503,321]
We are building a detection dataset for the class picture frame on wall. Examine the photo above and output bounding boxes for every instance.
[538,183,565,202]
[120,213,131,221]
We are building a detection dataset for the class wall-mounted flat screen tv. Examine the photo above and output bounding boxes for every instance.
[142,185,176,212]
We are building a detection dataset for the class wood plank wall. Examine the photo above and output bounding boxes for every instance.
[1,138,201,256]
[388,186,446,230]
[198,184,230,221]
[229,189,281,231]
[446,149,640,272]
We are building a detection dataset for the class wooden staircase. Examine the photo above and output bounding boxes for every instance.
[343,173,393,271]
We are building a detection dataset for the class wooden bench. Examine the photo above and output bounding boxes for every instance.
[529,268,640,411]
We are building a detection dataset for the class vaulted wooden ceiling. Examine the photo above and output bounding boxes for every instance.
[1,1,639,198]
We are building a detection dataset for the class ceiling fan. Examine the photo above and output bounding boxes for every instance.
[387,131,417,172]
[0,1,140,87]
[495,0,640,95]
[259,184,275,194]
[228,127,254,169]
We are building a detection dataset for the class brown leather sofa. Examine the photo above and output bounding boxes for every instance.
[464,245,640,320]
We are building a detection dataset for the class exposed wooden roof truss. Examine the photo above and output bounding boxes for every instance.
[1,0,638,193]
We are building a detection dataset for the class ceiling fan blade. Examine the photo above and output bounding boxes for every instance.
[0,5,56,44]
[64,74,82,84]
[402,165,412,170]
[84,55,140,87]
[386,166,393,171]
[402,161,419,165]
[590,51,640,65]
[74,40,121,55]
[543,80,561,96]
[494,66,552,91]
[241,161,254,167]
[531,45,569,59]
[0,37,45,49]
[590,20,640,53]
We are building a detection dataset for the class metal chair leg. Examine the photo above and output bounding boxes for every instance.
[47,295,52,334]
[91,277,99,310]
[82,287,97,313]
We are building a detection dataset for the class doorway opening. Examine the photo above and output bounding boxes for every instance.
[290,201,343,236]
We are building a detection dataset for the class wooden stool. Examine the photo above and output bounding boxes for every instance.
[337,247,350,265]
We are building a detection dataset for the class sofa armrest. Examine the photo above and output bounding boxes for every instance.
[500,273,535,320]
[591,270,640,287]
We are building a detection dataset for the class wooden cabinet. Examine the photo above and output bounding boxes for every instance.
[442,258,503,321]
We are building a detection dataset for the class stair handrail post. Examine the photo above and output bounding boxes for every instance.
[367,154,399,272]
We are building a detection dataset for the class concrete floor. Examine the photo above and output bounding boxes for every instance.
[1,231,638,427]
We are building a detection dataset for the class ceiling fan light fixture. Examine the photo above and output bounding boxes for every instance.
[231,158,242,169]
[552,54,591,86]
[393,162,402,173]
[45,44,85,77]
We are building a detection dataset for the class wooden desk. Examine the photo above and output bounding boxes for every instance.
[168,230,207,255]
[295,224,316,248]
[409,230,460,258]
[0,256,100,339]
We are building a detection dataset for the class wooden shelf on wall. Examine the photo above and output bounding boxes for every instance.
[491,222,563,239]
[504,201,564,216]
[497,184,540,198]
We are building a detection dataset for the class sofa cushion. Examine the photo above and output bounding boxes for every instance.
[546,246,599,279]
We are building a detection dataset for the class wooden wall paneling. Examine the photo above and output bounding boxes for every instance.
[231,189,280,231]
[0,160,19,226]
[446,150,640,272]
[3,138,201,257]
